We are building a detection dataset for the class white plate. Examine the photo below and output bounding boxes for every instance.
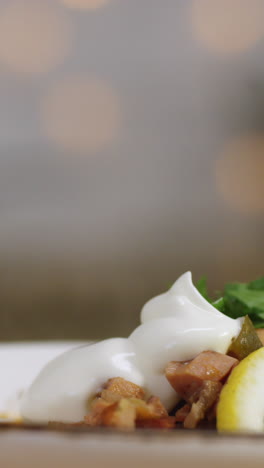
[0,341,85,418]
[0,343,264,468]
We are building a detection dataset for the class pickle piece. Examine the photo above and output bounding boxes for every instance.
[227,315,263,361]
[256,328,264,345]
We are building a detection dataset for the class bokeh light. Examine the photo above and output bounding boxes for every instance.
[191,0,264,54]
[215,134,264,215]
[60,0,110,10]
[41,75,121,154]
[0,0,72,75]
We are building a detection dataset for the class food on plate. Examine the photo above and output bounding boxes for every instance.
[227,315,262,360]
[83,377,175,429]
[217,347,264,433]
[196,276,264,328]
[166,351,238,429]
[20,272,264,432]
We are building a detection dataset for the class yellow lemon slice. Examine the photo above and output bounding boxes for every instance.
[217,347,264,433]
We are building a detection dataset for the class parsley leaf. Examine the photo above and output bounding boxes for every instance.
[223,279,264,327]
[212,297,225,312]
[196,277,225,312]
[196,275,264,328]
[195,276,210,302]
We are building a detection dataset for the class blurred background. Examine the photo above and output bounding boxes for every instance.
[0,0,264,341]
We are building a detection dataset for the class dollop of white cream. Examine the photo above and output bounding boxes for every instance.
[21,339,143,423]
[21,272,242,423]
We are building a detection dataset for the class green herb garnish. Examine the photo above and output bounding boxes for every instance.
[196,276,264,328]
[195,276,211,302]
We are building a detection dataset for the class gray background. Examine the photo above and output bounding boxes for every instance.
[0,0,264,340]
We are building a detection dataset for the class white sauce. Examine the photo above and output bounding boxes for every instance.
[21,272,242,423]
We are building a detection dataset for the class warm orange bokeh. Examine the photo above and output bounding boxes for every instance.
[0,0,72,75]
[41,75,121,154]
[60,0,110,10]
[191,0,264,54]
[215,134,264,215]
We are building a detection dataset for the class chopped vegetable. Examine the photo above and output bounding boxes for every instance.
[227,316,263,360]
[83,377,172,429]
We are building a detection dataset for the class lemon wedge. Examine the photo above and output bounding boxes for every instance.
[217,347,264,433]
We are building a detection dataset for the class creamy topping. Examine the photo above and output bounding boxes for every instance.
[21,272,242,423]
[21,339,143,423]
